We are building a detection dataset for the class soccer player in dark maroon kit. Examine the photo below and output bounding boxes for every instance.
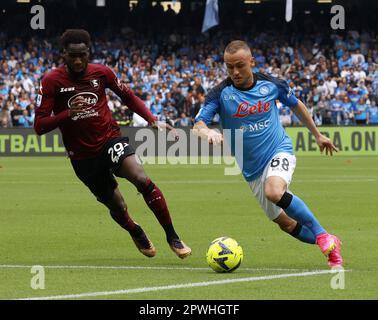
[34,29,191,259]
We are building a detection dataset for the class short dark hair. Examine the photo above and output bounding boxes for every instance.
[224,40,251,55]
[60,29,91,49]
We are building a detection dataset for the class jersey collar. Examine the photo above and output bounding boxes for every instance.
[232,73,257,91]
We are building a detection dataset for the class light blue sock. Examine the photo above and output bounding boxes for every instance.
[291,224,316,244]
[279,193,326,237]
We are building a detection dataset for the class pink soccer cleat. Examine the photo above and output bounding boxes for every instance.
[316,233,343,269]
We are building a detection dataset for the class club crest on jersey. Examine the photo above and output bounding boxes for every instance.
[90,79,100,89]
[259,85,270,95]
[232,100,271,118]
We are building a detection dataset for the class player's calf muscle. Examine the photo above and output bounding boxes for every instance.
[274,216,297,233]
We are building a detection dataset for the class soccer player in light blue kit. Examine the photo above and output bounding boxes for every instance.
[194,40,343,269]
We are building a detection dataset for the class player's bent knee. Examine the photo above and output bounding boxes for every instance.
[128,174,147,191]
[135,176,152,193]
[264,186,285,204]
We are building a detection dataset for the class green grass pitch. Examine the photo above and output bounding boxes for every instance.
[0,156,377,300]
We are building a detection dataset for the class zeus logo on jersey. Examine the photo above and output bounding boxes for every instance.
[60,87,75,92]
[232,100,271,118]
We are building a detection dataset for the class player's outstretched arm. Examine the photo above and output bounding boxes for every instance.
[104,65,157,125]
[34,96,87,135]
[34,110,70,135]
[193,121,223,145]
[291,100,338,156]
[150,120,179,141]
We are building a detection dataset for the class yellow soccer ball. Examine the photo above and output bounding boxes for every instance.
[206,237,243,273]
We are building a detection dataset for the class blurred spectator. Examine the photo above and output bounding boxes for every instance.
[315,95,331,120]
[341,96,354,125]
[10,104,23,126]
[176,112,191,127]
[354,97,369,125]
[322,111,333,125]
[367,100,378,125]
[324,76,337,96]
[18,109,34,127]
[0,28,376,128]
[0,99,11,128]
[280,108,292,127]
[330,95,344,125]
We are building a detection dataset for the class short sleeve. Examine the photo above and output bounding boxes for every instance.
[194,82,226,125]
[35,75,55,116]
[276,79,298,108]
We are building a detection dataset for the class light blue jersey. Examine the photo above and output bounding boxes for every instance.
[368,106,378,124]
[195,73,299,181]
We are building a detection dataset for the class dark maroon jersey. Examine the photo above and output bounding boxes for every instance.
[34,63,156,160]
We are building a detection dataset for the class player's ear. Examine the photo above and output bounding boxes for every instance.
[250,56,255,68]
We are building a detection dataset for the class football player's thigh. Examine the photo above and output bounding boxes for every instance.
[71,158,117,203]
[266,152,296,186]
[117,154,146,181]
[248,174,281,221]
[91,169,118,203]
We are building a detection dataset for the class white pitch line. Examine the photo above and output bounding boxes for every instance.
[16,270,340,300]
[0,264,308,272]
[0,178,377,185]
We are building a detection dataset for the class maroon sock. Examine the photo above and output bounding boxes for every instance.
[142,178,172,226]
[110,209,136,232]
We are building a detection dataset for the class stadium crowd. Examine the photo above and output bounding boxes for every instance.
[0,28,377,128]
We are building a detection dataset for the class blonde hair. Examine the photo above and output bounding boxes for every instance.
[224,40,251,55]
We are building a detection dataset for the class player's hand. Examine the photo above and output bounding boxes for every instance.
[316,134,338,156]
[69,96,88,118]
[206,129,223,145]
[151,120,179,141]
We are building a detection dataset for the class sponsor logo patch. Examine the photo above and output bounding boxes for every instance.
[232,100,271,119]
[67,92,99,121]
